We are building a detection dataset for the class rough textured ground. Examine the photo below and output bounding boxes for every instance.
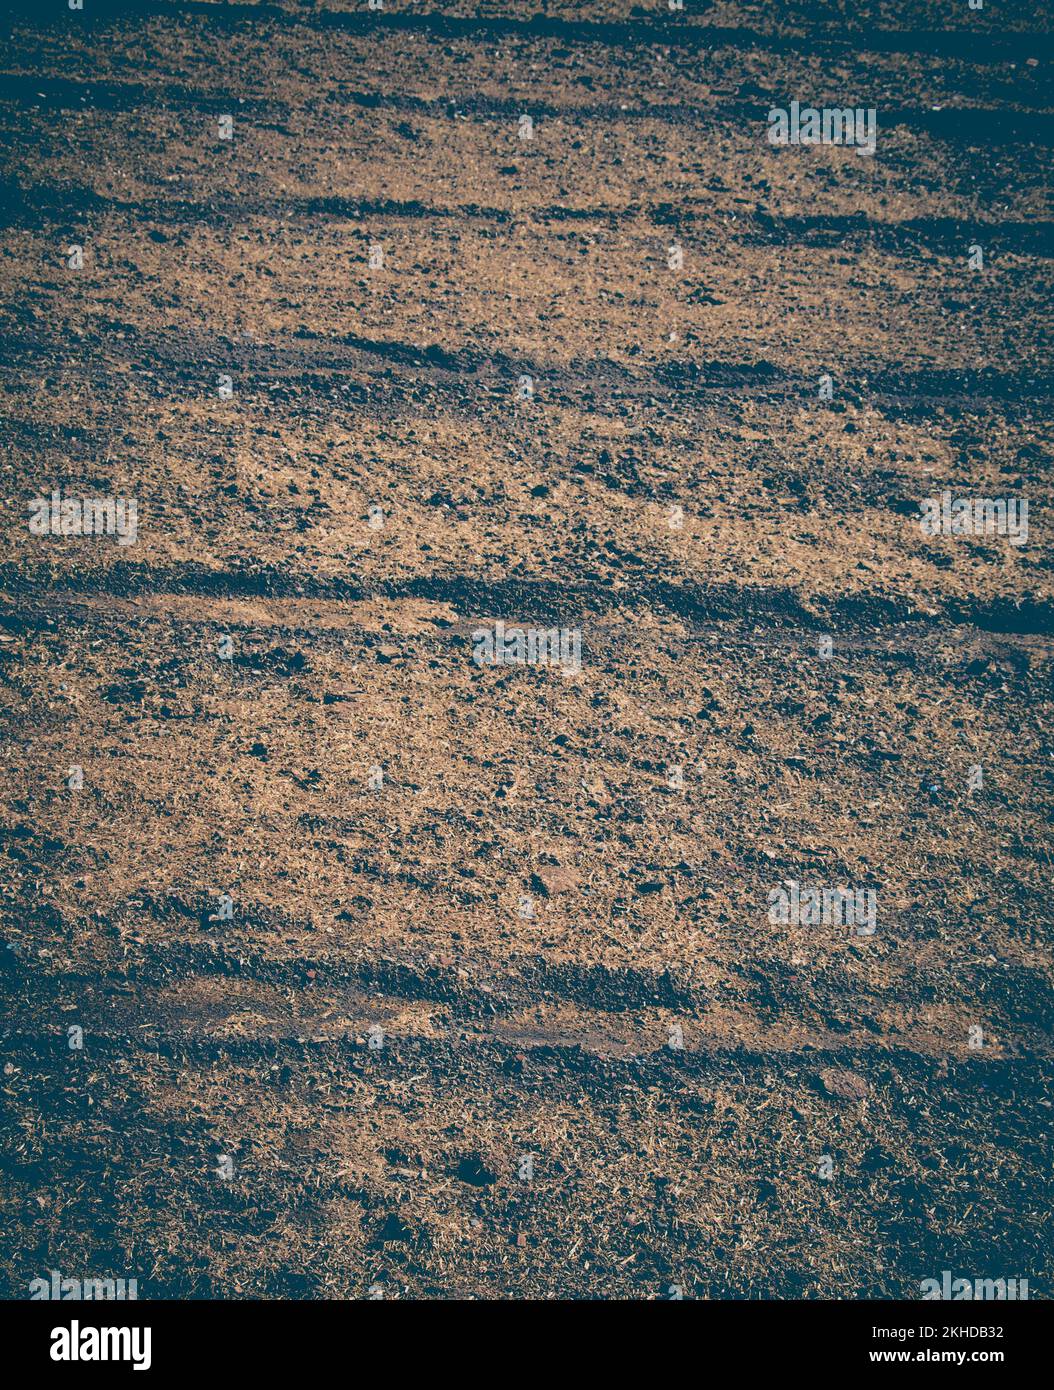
[0,0,1052,1300]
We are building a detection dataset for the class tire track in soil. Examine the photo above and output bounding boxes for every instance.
[6,182,1054,260]
[4,565,1053,633]
[8,0,1045,64]
[4,74,1053,143]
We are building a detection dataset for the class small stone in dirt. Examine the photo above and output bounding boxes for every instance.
[530,866,580,897]
[819,1068,869,1101]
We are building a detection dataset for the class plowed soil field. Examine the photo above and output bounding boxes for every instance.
[0,0,1052,1300]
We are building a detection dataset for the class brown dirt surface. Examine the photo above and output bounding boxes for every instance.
[0,0,1052,1300]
